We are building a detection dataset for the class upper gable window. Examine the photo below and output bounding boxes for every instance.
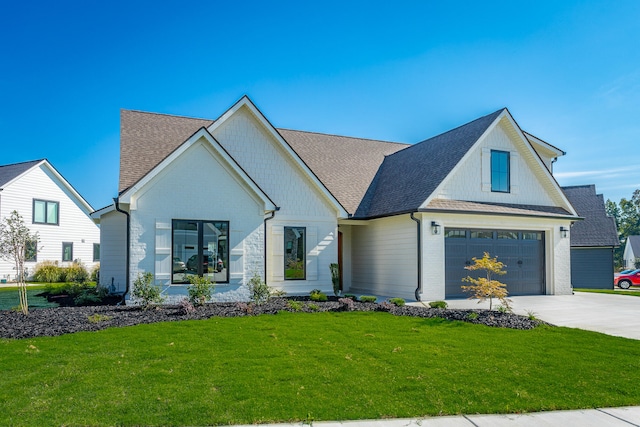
[33,199,59,225]
[491,150,510,193]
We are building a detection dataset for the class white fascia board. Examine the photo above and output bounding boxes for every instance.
[208,96,349,218]
[6,160,95,214]
[90,203,116,220]
[523,131,566,157]
[119,127,277,212]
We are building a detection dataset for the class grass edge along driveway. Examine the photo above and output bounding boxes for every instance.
[2,311,640,426]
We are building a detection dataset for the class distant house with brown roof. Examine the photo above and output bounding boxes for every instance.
[92,96,583,303]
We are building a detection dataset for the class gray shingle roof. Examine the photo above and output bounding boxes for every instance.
[354,109,505,218]
[627,235,640,256]
[562,185,619,247]
[0,159,43,187]
[278,129,408,215]
[120,110,213,193]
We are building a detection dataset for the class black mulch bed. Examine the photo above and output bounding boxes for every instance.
[0,297,548,340]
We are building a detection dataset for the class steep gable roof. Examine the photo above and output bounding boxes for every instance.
[562,185,619,247]
[0,159,43,188]
[354,109,505,218]
[0,159,94,213]
[279,129,408,215]
[119,127,277,211]
[119,110,213,193]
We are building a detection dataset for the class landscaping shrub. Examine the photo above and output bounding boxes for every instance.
[329,263,340,296]
[389,297,405,307]
[74,285,109,306]
[287,300,303,311]
[33,261,62,283]
[64,262,89,284]
[187,275,214,306]
[247,273,271,305]
[131,272,164,309]
[429,300,448,309]
[338,297,355,311]
[309,289,328,302]
[90,263,100,282]
[359,295,377,303]
[343,293,357,300]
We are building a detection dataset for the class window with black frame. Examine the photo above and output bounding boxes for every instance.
[172,219,229,284]
[491,150,510,193]
[284,226,305,280]
[33,199,59,225]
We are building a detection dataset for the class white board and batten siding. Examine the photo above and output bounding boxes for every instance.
[97,210,127,293]
[212,107,340,294]
[0,163,100,281]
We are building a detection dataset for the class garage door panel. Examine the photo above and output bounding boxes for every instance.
[445,229,544,298]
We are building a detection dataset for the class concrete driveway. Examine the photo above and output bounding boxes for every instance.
[441,292,640,340]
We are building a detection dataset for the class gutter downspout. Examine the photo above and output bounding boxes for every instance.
[263,207,280,285]
[410,212,422,302]
[114,197,130,303]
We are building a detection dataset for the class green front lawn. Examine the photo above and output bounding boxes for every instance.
[2,311,640,426]
[0,285,57,310]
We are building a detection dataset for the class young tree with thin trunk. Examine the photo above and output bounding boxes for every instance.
[461,252,510,311]
[0,210,38,315]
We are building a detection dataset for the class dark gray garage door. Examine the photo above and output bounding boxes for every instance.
[445,229,545,298]
[570,247,614,289]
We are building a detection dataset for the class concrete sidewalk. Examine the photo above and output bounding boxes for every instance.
[234,406,640,426]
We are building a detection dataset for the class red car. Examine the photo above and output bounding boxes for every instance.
[616,270,640,289]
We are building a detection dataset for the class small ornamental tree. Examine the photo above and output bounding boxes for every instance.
[0,211,39,314]
[461,252,510,311]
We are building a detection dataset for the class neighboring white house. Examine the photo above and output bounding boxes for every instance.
[623,236,640,269]
[0,159,100,281]
[93,96,581,303]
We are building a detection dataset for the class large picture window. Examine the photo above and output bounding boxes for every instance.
[284,226,306,280]
[33,199,59,225]
[491,150,510,193]
[172,219,229,284]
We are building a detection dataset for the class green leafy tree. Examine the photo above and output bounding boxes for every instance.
[607,189,640,269]
[461,252,510,311]
[0,211,39,314]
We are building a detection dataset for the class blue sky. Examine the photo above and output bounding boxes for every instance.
[2,1,639,209]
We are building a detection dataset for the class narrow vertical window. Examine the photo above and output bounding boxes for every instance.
[284,227,306,280]
[491,150,510,193]
[62,242,73,262]
[93,243,100,261]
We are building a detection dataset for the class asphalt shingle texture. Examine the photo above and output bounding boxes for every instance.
[562,185,619,247]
